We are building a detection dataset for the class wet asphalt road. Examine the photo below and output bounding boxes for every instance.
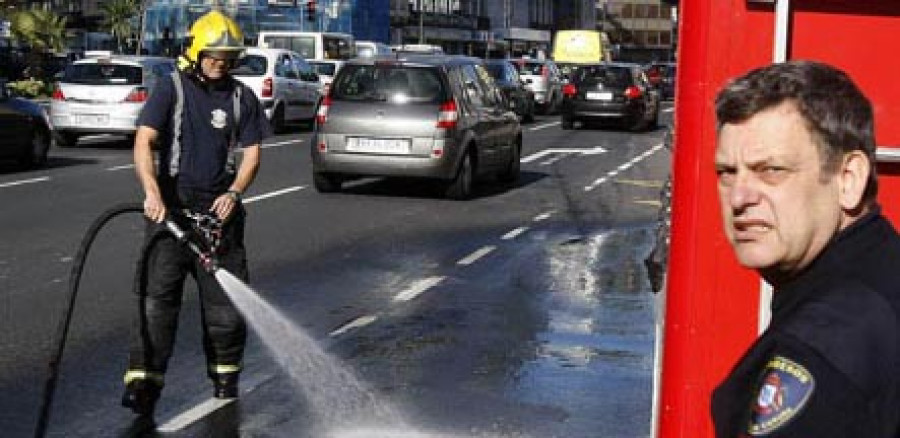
[0,107,673,438]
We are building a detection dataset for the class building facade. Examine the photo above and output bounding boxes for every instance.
[596,0,676,62]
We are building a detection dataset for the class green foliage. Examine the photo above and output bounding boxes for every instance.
[9,7,68,53]
[7,78,52,99]
[101,0,139,53]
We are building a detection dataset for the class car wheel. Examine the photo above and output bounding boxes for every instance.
[561,115,574,130]
[445,150,474,200]
[313,172,342,193]
[270,104,286,134]
[56,132,79,148]
[19,127,50,168]
[498,138,521,184]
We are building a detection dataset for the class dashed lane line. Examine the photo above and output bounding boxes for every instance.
[330,315,378,337]
[243,186,306,204]
[0,176,50,189]
[584,143,665,192]
[393,276,444,302]
[261,138,304,149]
[528,121,561,131]
[663,107,675,113]
[457,245,496,266]
[533,210,555,222]
[502,226,529,240]
[107,164,135,171]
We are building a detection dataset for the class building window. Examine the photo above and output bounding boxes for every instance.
[621,4,632,19]
[649,4,659,19]
[660,31,671,45]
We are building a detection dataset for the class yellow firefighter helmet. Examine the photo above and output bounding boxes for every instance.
[184,10,245,64]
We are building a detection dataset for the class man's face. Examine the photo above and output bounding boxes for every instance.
[199,51,234,80]
[715,102,844,278]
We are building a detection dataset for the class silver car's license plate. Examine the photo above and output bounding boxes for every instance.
[346,137,411,154]
[76,114,110,126]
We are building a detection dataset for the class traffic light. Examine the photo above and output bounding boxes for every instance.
[306,0,316,21]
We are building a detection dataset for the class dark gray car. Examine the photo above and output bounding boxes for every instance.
[311,55,522,200]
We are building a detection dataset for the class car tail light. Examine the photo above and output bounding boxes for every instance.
[625,86,642,99]
[52,86,65,101]
[316,94,332,125]
[262,77,273,98]
[436,99,458,129]
[125,87,149,102]
[562,83,578,97]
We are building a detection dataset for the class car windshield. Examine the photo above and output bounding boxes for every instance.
[63,63,143,85]
[310,62,337,76]
[576,66,632,87]
[332,65,445,104]
[230,55,267,76]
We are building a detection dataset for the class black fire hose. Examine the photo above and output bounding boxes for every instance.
[33,202,216,438]
[33,202,145,438]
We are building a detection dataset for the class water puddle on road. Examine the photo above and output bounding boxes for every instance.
[509,228,659,437]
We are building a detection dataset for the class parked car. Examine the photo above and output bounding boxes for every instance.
[511,58,564,114]
[50,54,176,147]
[645,61,676,100]
[231,47,323,132]
[308,59,345,95]
[0,82,52,168]
[312,55,522,200]
[483,59,535,123]
[560,62,660,131]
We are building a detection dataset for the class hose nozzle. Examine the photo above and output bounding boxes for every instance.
[164,217,219,273]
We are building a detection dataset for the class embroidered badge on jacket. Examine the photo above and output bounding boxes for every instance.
[748,355,815,435]
[211,108,228,129]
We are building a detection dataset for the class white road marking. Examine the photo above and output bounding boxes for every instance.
[243,186,306,204]
[107,164,135,171]
[584,143,665,191]
[393,276,444,302]
[157,398,234,432]
[528,121,561,131]
[330,315,378,337]
[540,154,569,166]
[457,245,496,266]
[261,138,304,149]
[157,373,273,432]
[521,146,606,164]
[502,226,529,240]
[0,176,50,189]
[663,107,675,113]
[533,211,555,222]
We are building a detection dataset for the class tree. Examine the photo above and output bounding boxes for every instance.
[101,0,139,54]
[9,8,68,80]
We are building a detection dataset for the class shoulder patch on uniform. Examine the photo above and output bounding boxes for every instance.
[747,355,815,436]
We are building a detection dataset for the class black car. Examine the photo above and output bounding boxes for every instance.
[483,59,535,123]
[560,62,660,131]
[0,83,52,169]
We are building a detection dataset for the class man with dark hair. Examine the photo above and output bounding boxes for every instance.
[711,60,900,436]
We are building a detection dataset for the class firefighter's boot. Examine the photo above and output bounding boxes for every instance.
[121,379,162,416]
[213,372,239,399]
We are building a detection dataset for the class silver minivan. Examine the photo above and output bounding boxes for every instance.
[311,55,522,200]
[50,54,175,147]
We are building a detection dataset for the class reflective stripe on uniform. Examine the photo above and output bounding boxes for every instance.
[210,364,241,374]
[124,369,165,385]
[169,70,185,177]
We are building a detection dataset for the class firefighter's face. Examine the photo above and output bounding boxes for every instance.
[714,102,861,281]
[200,51,234,80]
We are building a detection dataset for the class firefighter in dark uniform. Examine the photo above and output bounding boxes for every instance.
[123,10,271,416]
[711,60,900,436]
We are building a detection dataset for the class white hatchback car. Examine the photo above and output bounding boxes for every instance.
[231,47,323,132]
[50,54,176,147]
